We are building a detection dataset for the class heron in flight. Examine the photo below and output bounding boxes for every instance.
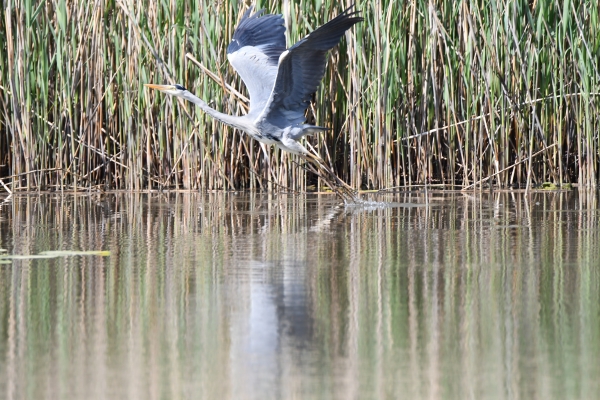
[146,5,362,199]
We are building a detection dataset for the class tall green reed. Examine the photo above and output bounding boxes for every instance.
[1,0,598,192]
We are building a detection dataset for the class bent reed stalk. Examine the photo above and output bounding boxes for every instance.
[1,0,599,193]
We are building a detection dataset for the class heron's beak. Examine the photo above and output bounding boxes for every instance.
[144,83,175,92]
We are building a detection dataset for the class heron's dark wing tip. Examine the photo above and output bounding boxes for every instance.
[340,4,364,26]
[287,5,363,53]
[260,5,363,126]
[227,8,286,65]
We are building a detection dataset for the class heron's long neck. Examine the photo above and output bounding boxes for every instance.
[183,92,248,131]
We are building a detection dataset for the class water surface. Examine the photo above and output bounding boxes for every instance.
[0,191,599,399]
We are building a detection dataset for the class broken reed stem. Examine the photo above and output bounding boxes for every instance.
[462,143,559,190]
[185,53,250,106]
[405,93,600,141]
[0,179,11,195]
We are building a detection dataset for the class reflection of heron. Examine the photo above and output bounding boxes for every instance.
[145,6,362,201]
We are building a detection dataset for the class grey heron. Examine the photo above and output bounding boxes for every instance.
[145,5,362,200]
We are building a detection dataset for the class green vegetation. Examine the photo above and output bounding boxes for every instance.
[0,249,110,260]
[1,0,599,192]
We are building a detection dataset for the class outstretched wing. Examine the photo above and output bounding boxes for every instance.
[257,6,362,128]
[227,7,286,114]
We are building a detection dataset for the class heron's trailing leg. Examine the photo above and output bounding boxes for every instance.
[302,152,358,203]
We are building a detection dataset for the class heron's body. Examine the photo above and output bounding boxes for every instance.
[145,6,362,156]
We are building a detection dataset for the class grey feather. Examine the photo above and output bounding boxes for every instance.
[227,7,287,114]
[258,6,363,128]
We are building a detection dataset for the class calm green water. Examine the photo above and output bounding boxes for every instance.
[0,191,599,399]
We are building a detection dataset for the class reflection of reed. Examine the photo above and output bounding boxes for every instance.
[0,191,599,399]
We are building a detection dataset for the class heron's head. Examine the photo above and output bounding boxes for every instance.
[144,83,188,97]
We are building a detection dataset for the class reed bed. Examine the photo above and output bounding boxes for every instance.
[1,0,599,192]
